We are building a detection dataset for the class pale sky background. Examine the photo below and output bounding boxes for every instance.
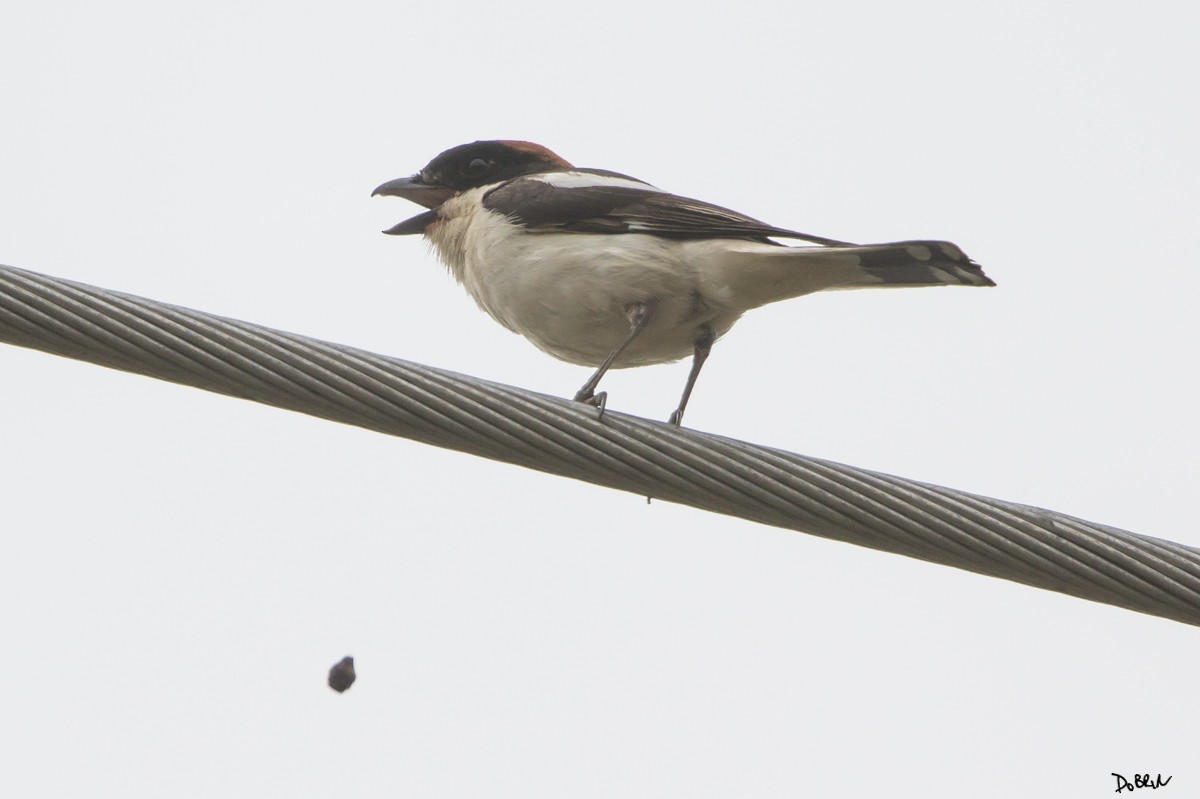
[2,2,1197,797]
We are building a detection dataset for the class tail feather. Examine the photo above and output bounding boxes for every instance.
[847,240,994,288]
[696,237,993,311]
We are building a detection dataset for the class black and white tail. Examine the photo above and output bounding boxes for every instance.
[716,237,993,310]
[848,240,994,287]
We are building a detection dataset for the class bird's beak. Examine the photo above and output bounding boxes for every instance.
[373,175,455,236]
[372,175,454,208]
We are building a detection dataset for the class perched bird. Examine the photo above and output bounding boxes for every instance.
[374,140,993,426]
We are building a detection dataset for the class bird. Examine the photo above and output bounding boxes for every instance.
[374,140,993,426]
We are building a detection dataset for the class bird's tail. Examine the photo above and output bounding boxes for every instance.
[835,240,995,289]
[704,239,994,310]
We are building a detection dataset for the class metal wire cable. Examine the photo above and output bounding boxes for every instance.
[3,262,1199,626]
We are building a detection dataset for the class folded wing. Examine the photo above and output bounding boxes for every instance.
[483,170,852,246]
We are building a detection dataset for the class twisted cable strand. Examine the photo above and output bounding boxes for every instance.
[3,262,1198,626]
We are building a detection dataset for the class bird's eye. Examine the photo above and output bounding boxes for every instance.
[465,158,491,177]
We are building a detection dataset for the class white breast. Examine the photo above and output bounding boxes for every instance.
[425,189,744,367]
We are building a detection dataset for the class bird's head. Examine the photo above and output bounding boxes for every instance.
[373,140,572,235]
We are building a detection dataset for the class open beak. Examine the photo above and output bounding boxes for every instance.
[372,175,455,236]
[372,175,454,208]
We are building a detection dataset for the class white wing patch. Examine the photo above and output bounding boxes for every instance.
[528,171,659,191]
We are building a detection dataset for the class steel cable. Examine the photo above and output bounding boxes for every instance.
[3,262,1198,626]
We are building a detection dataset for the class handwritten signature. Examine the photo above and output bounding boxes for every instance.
[1113,773,1172,793]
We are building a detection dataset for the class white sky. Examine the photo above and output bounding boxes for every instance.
[2,2,1197,796]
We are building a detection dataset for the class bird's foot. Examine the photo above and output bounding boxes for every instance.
[574,388,608,419]
[667,408,684,427]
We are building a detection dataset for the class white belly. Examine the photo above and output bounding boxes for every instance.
[428,197,744,367]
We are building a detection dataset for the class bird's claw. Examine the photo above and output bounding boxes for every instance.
[574,389,608,419]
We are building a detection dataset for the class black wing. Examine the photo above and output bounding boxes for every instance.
[482,170,852,246]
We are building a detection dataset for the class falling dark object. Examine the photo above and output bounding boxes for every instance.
[328,656,356,693]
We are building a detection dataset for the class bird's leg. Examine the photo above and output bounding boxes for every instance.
[667,324,716,427]
[573,301,652,413]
